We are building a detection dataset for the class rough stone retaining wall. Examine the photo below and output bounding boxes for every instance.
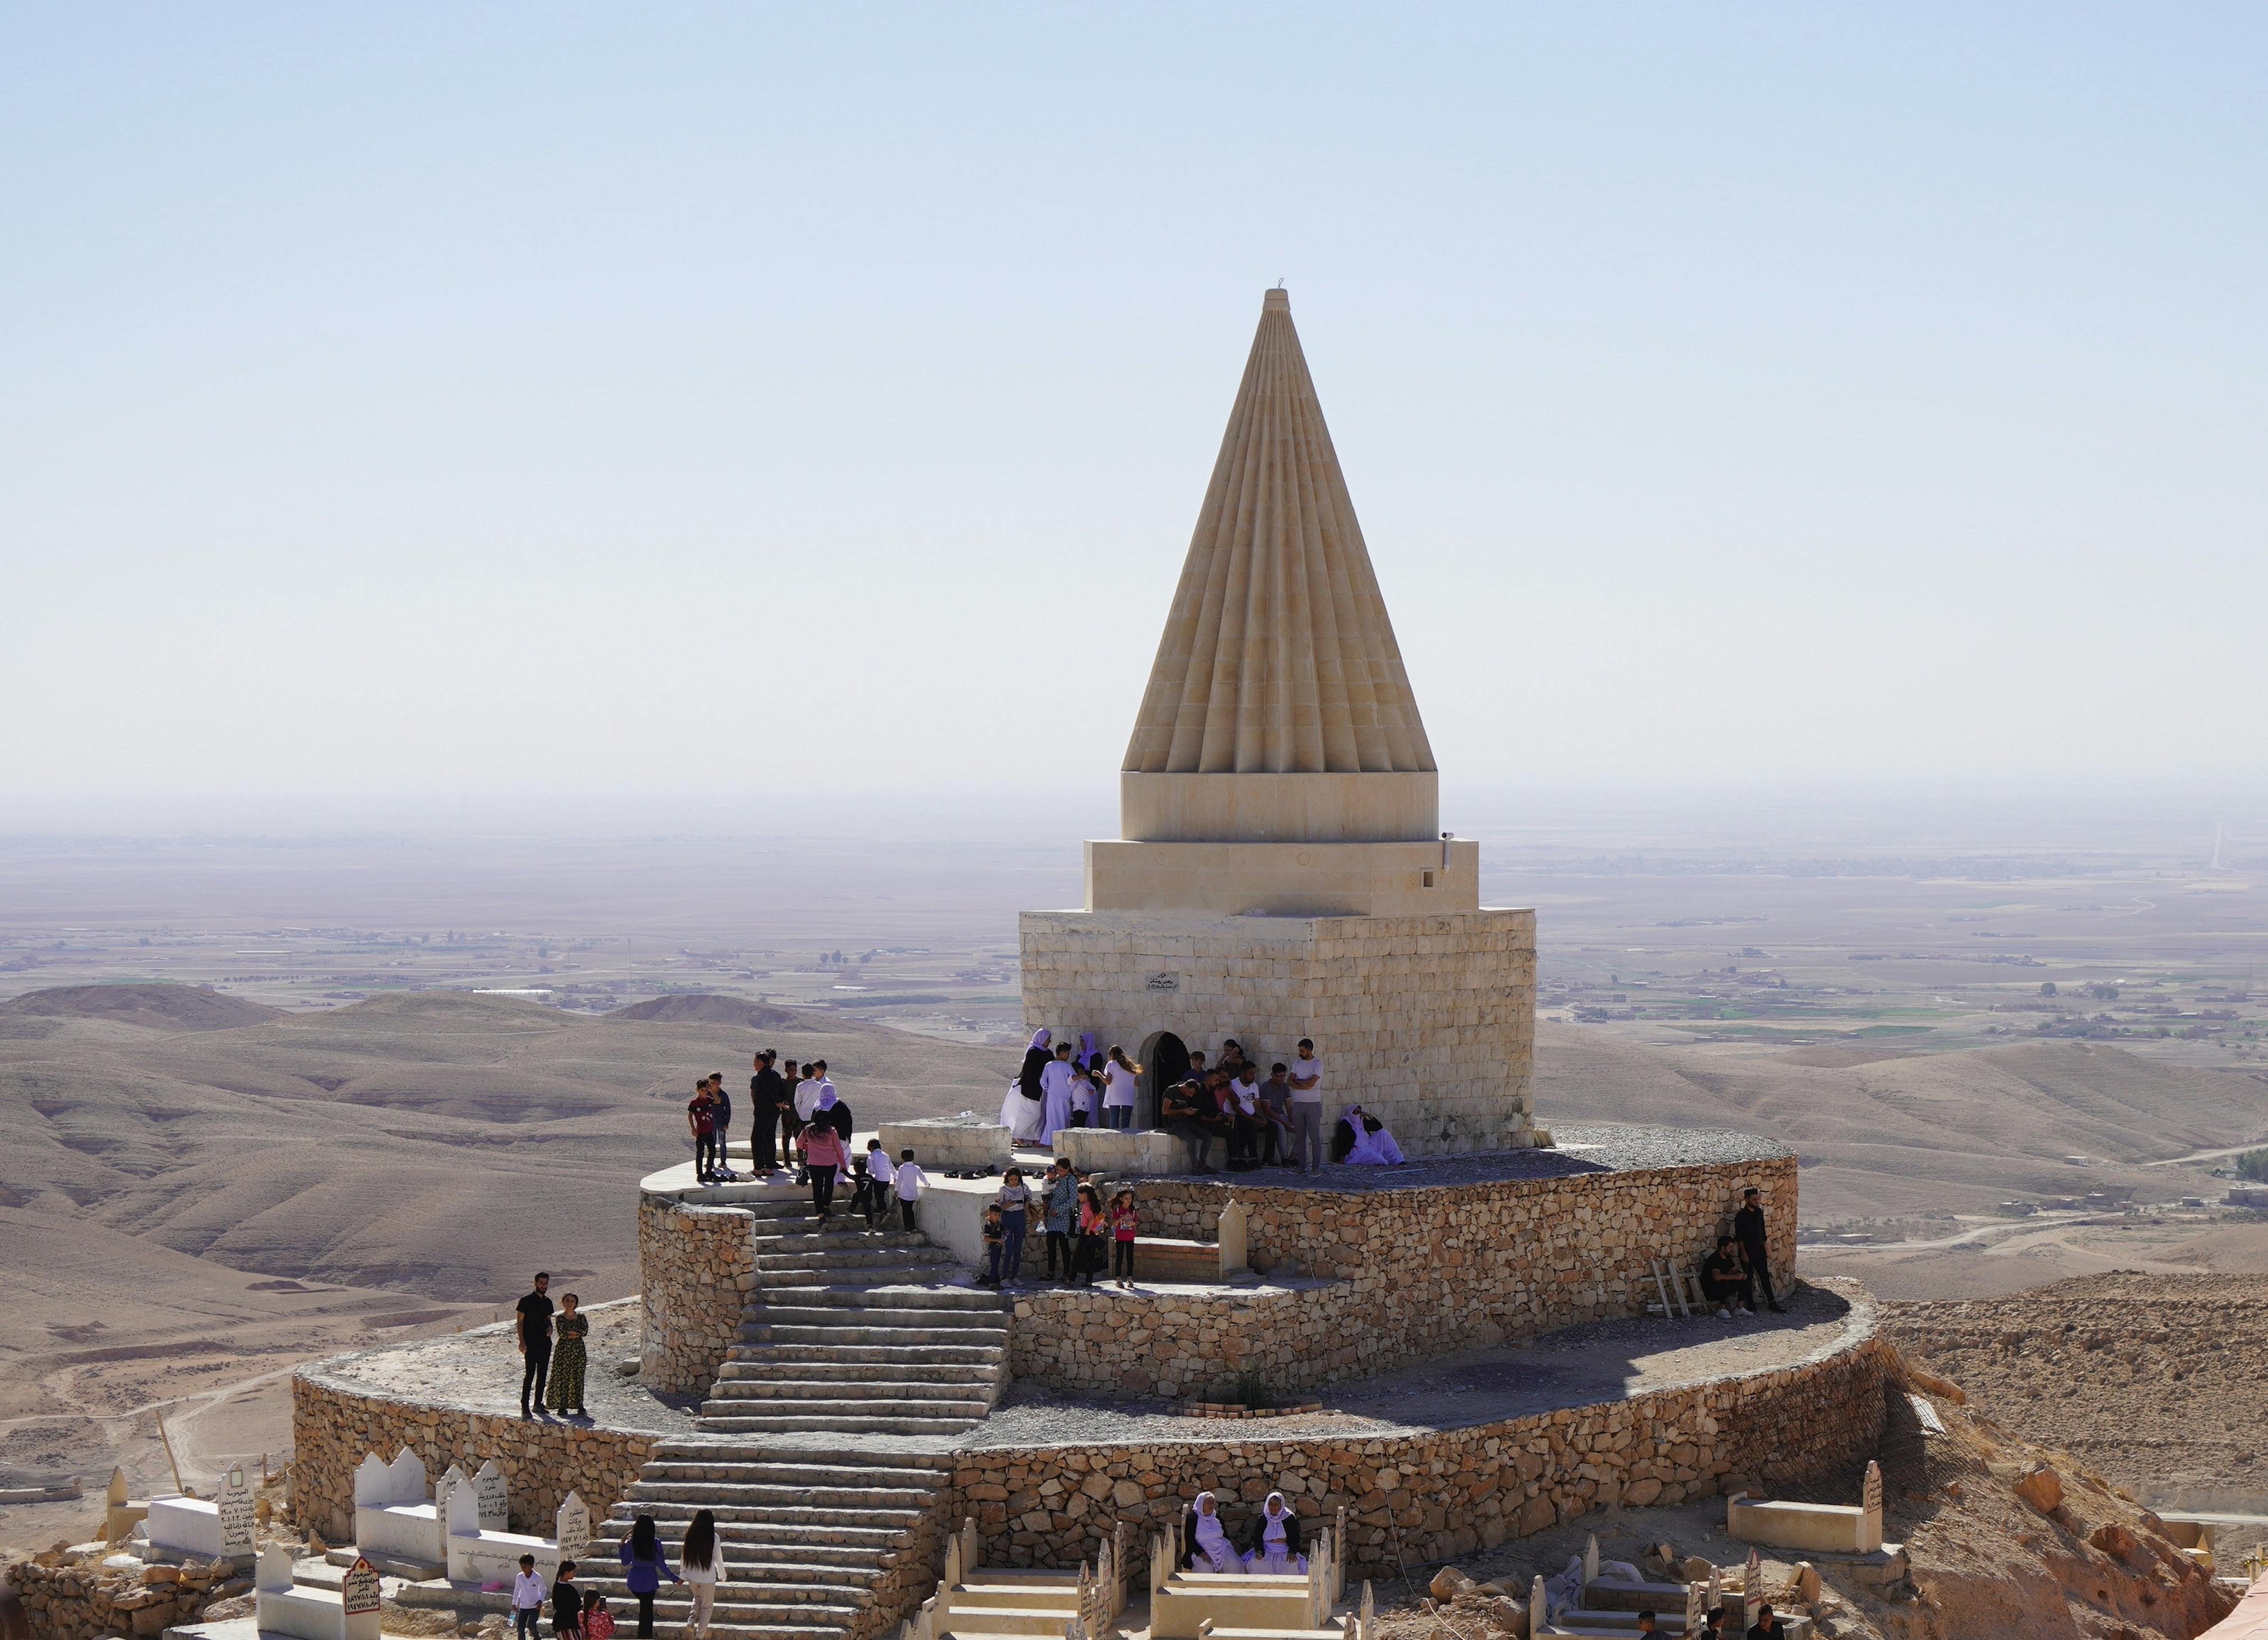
[638,1193,756,1395]
[6,1553,246,1640]
[958,1311,1892,1581]
[1012,1156,1799,1397]
[292,1372,657,1546]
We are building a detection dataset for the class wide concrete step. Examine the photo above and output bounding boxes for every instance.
[757,1243,961,1270]
[718,1357,999,1385]
[706,1376,993,1403]
[953,1583,1084,1610]
[621,1488,935,1519]
[574,1584,869,1617]
[735,1340,1005,1366]
[644,1439,954,1472]
[750,1302,1006,1327]
[748,1321,1009,1348]
[696,1410,984,1435]
[935,1606,1078,1636]
[629,1473,943,1503]
[758,1276,985,1302]
[700,1391,991,1419]
[753,1282,999,1309]
[576,1560,884,1588]
[602,1509,916,1544]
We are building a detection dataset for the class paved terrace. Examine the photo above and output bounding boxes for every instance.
[304,1280,1871,1459]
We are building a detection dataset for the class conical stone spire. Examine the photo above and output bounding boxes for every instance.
[1124,288,1435,780]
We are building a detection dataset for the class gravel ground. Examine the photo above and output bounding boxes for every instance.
[1104,1123,1790,1198]
[960,1278,1867,1450]
[306,1299,703,1436]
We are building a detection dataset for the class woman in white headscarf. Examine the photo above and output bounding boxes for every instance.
[1000,1029,1051,1142]
[1181,1492,1243,1575]
[1241,1492,1306,1574]
[1341,1105,1406,1166]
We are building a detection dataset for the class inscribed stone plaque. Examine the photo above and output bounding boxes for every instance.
[1145,972,1179,992]
[473,1461,509,1531]
[342,1558,382,1616]
[217,1464,256,1556]
[555,1492,590,1563]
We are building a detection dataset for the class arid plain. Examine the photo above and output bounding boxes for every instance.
[2,822,2263,1553]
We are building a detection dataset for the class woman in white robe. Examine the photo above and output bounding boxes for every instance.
[1182,1492,1242,1574]
[1241,1492,1306,1574]
[1342,1105,1407,1166]
[1000,1029,1051,1143]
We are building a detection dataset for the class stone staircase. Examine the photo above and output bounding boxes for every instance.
[707,1191,1009,1437]
[581,1185,1010,1640]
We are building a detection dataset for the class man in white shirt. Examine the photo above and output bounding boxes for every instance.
[1288,1039,1325,1174]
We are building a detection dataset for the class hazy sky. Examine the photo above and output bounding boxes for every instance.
[4,4,2262,830]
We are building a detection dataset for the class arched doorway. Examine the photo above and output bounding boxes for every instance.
[1138,1030,1188,1130]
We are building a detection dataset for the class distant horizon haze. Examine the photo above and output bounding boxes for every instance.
[4,5,2263,816]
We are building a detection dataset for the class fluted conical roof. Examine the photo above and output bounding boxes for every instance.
[1123,289,1435,777]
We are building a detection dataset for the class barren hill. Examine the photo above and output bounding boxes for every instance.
[0,982,282,1032]
[1536,1021,2267,1220]
[1891,1271,2268,1532]
[606,993,872,1032]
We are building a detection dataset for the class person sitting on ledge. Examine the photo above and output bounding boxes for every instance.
[1162,1077,1219,1174]
[1335,1104,1406,1166]
[1699,1235,1754,1319]
[1182,1491,1243,1574]
[1241,1491,1306,1573]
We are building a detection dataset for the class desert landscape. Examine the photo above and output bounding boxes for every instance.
[2,824,2263,1560]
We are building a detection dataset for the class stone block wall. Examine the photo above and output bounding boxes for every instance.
[292,1372,657,1546]
[6,1554,246,1640]
[1018,908,1534,1155]
[1007,1156,1799,1398]
[956,1316,1893,1580]
[638,1193,756,1394]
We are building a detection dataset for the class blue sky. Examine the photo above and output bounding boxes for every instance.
[3,4,2262,828]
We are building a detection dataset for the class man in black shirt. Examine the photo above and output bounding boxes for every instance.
[1745,1603,1785,1640]
[748,1051,787,1172]
[1699,1235,1753,1318]
[707,1071,733,1180]
[515,1272,554,1418]
[1734,1188,1786,1313]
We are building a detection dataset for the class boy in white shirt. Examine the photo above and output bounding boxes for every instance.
[858,1139,893,1230]
[893,1148,929,1233]
[512,1555,547,1640]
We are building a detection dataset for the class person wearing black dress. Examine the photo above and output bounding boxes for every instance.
[748,1051,787,1172]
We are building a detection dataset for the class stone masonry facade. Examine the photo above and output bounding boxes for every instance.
[637,1193,756,1395]
[1018,908,1535,1155]
[292,1371,657,1547]
[955,1311,1892,1580]
[1008,1156,1797,1398]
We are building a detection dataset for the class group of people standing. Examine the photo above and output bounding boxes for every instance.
[1007,1030,1401,1176]
[980,1158,1140,1287]
[683,1053,930,1227]
[684,1052,856,1185]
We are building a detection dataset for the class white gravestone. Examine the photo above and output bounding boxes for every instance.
[556,1492,590,1563]
[217,1464,257,1557]
[473,1460,510,1531]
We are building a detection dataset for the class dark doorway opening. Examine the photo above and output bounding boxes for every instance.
[1138,1030,1188,1130]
